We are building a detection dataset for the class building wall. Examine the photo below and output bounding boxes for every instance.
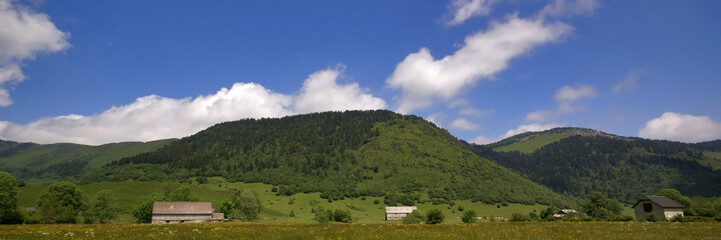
[662,208,684,219]
[386,213,410,221]
[152,214,212,224]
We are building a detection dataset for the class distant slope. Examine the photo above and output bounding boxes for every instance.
[0,139,175,181]
[85,110,570,206]
[488,128,618,154]
[472,132,721,203]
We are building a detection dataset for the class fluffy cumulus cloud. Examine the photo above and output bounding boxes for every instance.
[449,118,481,131]
[445,0,496,26]
[0,68,386,145]
[387,14,572,113]
[471,122,561,144]
[639,112,721,143]
[537,0,600,18]
[294,67,387,113]
[525,84,597,122]
[0,0,70,106]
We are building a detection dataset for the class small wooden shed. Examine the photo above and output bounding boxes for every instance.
[152,201,219,224]
[632,196,684,220]
[385,206,417,221]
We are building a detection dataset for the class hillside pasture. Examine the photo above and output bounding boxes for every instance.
[18,178,558,223]
[1,222,719,240]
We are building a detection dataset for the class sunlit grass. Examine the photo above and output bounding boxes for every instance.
[1,222,718,240]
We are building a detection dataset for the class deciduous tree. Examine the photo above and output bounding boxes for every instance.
[38,181,84,223]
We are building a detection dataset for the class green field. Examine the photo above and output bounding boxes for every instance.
[1,222,719,239]
[494,132,573,154]
[17,178,574,223]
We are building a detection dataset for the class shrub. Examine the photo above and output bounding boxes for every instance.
[426,208,445,224]
[529,211,539,220]
[402,210,424,224]
[314,207,331,223]
[457,205,464,211]
[461,210,478,223]
[332,209,352,223]
[373,199,380,204]
[511,212,530,222]
[646,213,660,222]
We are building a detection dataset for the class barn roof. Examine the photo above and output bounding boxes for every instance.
[152,202,213,215]
[385,206,417,214]
[631,196,684,209]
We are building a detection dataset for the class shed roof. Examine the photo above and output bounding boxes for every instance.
[385,206,417,214]
[152,202,213,215]
[631,196,684,209]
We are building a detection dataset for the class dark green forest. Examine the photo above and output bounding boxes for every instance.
[471,134,721,204]
[81,110,568,206]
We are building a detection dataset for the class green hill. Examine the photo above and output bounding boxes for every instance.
[488,127,618,154]
[0,139,175,183]
[83,110,570,206]
[472,130,721,203]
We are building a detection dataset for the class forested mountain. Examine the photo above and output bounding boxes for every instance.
[470,128,721,204]
[0,139,174,181]
[82,110,569,206]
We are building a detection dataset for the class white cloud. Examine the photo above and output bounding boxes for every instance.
[525,84,597,122]
[0,67,387,145]
[470,135,494,144]
[639,112,721,143]
[0,0,70,106]
[612,69,642,93]
[450,118,481,131]
[386,14,572,113]
[446,0,496,26]
[470,122,561,144]
[555,84,597,113]
[425,112,444,127]
[525,110,554,122]
[554,84,597,103]
[294,66,387,113]
[537,0,600,19]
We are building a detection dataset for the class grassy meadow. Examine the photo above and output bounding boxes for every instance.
[18,177,568,223]
[1,221,719,240]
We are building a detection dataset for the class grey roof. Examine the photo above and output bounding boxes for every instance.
[152,202,213,215]
[385,206,417,214]
[632,196,684,208]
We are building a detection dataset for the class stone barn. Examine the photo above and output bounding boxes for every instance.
[152,201,223,224]
[385,206,417,221]
[632,196,684,220]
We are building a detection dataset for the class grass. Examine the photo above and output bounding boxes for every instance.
[494,132,572,154]
[17,178,567,223]
[1,222,719,239]
[701,151,721,171]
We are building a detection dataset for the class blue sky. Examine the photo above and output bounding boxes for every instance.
[0,0,720,145]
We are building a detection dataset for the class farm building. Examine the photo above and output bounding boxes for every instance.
[632,196,684,220]
[151,201,224,224]
[553,209,578,219]
[385,206,417,221]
